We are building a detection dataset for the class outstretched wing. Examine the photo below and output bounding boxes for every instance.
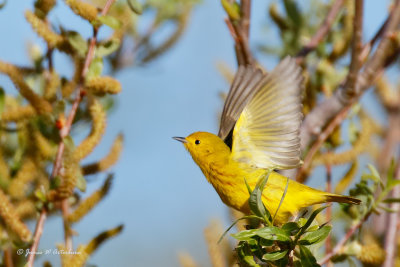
[218,65,264,142]
[230,57,304,170]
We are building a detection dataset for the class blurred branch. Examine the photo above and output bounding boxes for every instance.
[26,1,117,266]
[383,160,400,267]
[295,0,344,64]
[223,0,254,66]
[299,0,400,161]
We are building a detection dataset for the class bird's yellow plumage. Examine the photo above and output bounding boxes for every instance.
[174,57,360,225]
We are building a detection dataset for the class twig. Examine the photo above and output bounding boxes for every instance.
[296,103,352,182]
[382,158,400,267]
[26,1,116,266]
[299,0,400,163]
[343,0,363,96]
[295,0,344,64]
[224,0,254,66]
[319,212,370,265]
[4,247,14,267]
[26,209,47,267]
[325,164,333,267]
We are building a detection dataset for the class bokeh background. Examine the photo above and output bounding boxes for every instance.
[0,0,390,266]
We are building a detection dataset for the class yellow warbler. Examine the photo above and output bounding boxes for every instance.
[174,57,360,224]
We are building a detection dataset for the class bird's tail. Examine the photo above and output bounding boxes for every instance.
[325,194,361,205]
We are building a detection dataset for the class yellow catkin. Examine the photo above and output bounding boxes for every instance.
[357,243,386,265]
[314,114,376,166]
[8,159,37,199]
[15,200,37,219]
[0,61,52,114]
[67,175,113,223]
[177,253,200,267]
[44,70,60,101]
[0,149,10,187]
[34,0,56,18]
[0,189,32,242]
[65,0,98,22]
[82,134,123,175]
[74,100,106,161]
[34,129,56,159]
[85,76,122,95]
[62,58,83,98]
[334,161,358,195]
[204,220,226,267]
[84,225,123,255]
[48,148,80,201]
[375,75,399,108]
[1,105,36,122]
[25,10,64,47]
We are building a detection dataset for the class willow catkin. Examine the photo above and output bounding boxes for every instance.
[85,225,123,255]
[48,147,80,201]
[178,253,200,267]
[0,149,10,187]
[34,0,56,18]
[314,114,375,166]
[67,175,113,223]
[0,61,52,114]
[0,189,32,242]
[82,134,123,175]
[334,161,358,195]
[33,128,56,160]
[204,220,226,267]
[15,199,37,219]
[65,0,98,22]
[25,10,64,47]
[74,100,106,161]
[85,76,122,95]
[8,158,37,199]
[62,57,83,98]
[1,105,36,122]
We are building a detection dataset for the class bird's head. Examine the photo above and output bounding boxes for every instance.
[173,131,230,165]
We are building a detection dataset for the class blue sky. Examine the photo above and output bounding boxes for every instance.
[0,0,390,266]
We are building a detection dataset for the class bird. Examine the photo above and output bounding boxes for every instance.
[173,57,360,224]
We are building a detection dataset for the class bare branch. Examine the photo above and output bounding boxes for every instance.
[296,0,344,63]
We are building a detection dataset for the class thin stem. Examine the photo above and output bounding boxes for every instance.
[4,247,14,267]
[325,164,333,267]
[383,161,400,267]
[296,103,352,182]
[26,209,47,267]
[319,213,370,265]
[296,0,344,63]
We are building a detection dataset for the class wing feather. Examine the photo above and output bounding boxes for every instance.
[231,57,304,170]
[218,66,264,141]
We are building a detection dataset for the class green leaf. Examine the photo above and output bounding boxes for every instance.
[127,0,143,15]
[237,242,260,267]
[249,171,272,224]
[34,188,47,202]
[272,176,289,224]
[218,215,262,243]
[86,57,103,81]
[383,198,400,203]
[96,38,120,58]
[0,0,6,9]
[262,250,288,261]
[231,229,257,241]
[221,0,240,20]
[282,222,300,235]
[299,225,331,245]
[283,0,302,27]
[254,227,291,242]
[97,15,122,30]
[0,87,4,117]
[296,206,327,240]
[66,31,88,58]
[299,245,320,267]
[76,172,86,192]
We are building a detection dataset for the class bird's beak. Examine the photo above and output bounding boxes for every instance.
[173,136,188,143]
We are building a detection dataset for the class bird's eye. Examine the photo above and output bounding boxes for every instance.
[195,140,200,145]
